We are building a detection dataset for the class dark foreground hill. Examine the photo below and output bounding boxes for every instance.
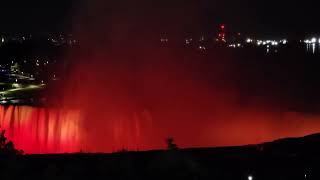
[2,134,320,179]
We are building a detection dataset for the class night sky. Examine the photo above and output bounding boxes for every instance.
[0,0,318,36]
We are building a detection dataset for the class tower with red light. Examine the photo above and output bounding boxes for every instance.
[217,24,226,42]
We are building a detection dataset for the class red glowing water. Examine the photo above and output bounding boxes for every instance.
[3,90,320,154]
[0,105,81,154]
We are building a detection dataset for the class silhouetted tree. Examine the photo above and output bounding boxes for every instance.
[0,129,23,156]
[0,129,7,148]
[166,137,178,150]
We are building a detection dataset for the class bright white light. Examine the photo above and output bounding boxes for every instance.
[248,175,253,180]
[246,38,253,43]
[160,38,168,42]
[198,46,206,50]
[12,83,21,88]
[312,37,317,43]
[237,43,241,47]
[283,39,287,44]
[312,43,316,54]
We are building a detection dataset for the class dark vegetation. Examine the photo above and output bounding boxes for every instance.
[0,129,23,156]
[1,133,320,179]
[166,137,179,150]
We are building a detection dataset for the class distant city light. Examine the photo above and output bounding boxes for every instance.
[198,46,206,50]
[246,38,253,43]
[312,43,316,54]
[305,40,311,44]
[160,38,169,43]
[311,37,317,43]
[248,175,253,180]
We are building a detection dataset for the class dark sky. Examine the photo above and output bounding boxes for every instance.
[0,0,318,36]
[0,0,75,33]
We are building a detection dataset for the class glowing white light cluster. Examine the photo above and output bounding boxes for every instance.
[304,37,320,44]
[198,46,206,50]
[281,39,288,44]
[160,38,169,42]
[228,43,242,48]
[246,38,253,43]
[254,39,283,46]
[185,38,193,45]
[257,40,262,46]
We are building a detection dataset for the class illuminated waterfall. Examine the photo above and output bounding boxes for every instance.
[0,105,81,154]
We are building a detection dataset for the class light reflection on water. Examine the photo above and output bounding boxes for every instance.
[263,44,320,54]
[306,43,320,54]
